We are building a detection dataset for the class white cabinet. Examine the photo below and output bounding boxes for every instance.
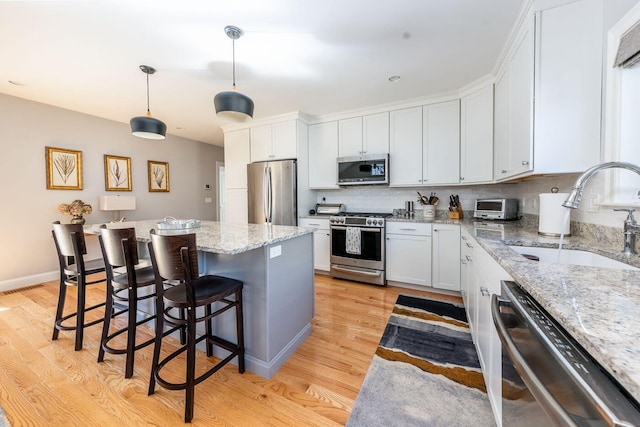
[390,102,460,186]
[386,222,432,286]
[299,218,330,271]
[432,223,460,291]
[363,112,389,155]
[224,129,251,189]
[339,113,390,158]
[389,107,423,186]
[460,229,514,426]
[308,121,339,189]
[461,85,494,183]
[423,100,460,185]
[250,120,297,162]
[225,188,248,224]
[494,0,602,181]
[494,18,534,180]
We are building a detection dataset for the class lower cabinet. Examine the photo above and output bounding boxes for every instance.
[386,222,432,286]
[299,218,330,271]
[460,227,513,426]
[432,224,461,291]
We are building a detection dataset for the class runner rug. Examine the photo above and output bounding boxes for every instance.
[347,294,496,427]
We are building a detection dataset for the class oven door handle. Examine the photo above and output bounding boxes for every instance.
[331,226,381,233]
[491,295,579,427]
[331,265,382,277]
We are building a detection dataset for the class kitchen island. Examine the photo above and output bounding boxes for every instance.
[126,220,315,379]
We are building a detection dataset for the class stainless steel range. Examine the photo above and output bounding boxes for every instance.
[329,212,389,286]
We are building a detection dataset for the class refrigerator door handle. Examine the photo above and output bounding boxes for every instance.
[262,166,269,222]
[266,166,273,223]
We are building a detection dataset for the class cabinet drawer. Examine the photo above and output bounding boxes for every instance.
[386,222,432,236]
[299,218,330,230]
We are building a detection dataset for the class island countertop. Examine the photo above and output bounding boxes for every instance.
[95,220,312,255]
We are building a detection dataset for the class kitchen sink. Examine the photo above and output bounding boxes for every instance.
[508,246,638,271]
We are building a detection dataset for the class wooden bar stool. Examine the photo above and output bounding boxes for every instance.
[147,229,245,423]
[51,221,107,351]
[97,225,156,378]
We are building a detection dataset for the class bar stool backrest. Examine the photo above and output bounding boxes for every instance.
[52,221,87,258]
[99,225,139,267]
[149,229,199,281]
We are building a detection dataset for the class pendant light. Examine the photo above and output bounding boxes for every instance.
[214,25,254,122]
[130,65,167,139]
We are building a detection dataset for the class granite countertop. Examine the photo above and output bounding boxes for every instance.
[91,220,312,255]
[460,219,640,404]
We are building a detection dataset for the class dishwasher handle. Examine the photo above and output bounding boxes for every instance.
[491,294,579,427]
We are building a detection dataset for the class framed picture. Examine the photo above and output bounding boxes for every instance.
[104,154,132,191]
[148,160,170,192]
[45,146,83,190]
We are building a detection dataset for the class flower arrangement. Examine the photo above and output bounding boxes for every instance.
[58,199,92,224]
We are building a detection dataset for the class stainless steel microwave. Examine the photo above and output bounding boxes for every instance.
[337,154,389,186]
[474,198,518,220]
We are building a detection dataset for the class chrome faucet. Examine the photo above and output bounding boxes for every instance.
[562,162,640,209]
[563,161,640,255]
[613,209,640,256]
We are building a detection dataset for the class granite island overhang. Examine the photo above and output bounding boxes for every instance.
[105,220,315,379]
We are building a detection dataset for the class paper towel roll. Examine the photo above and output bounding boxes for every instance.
[539,193,571,236]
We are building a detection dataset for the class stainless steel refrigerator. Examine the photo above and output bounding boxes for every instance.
[247,159,297,226]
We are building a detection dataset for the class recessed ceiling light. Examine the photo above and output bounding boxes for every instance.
[388,75,401,82]
[8,80,26,86]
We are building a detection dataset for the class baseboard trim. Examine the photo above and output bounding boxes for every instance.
[0,271,58,292]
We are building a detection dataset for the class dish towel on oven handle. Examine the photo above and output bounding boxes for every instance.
[345,226,361,255]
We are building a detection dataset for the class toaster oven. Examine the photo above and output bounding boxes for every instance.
[473,198,518,220]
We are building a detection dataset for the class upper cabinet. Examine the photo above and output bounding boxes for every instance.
[309,121,339,189]
[423,100,460,185]
[250,120,297,162]
[389,101,460,186]
[494,0,603,180]
[338,113,389,158]
[461,84,494,184]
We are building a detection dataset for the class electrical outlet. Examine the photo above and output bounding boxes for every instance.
[270,245,282,258]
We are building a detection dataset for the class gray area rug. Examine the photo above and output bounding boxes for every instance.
[347,294,496,427]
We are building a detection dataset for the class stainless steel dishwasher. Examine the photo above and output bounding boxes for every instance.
[492,281,640,427]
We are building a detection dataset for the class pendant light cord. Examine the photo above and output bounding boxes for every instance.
[146,72,151,114]
[232,38,237,90]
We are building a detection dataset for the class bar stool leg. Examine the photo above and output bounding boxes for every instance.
[236,289,245,373]
[97,282,115,363]
[75,275,86,351]
[52,276,67,341]
[125,285,137,378]
[185,307,197,423]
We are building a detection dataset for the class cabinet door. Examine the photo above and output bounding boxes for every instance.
[250,124,273,162]
[494,70,510,179]
[338,117,363,157]
[508,18,534,176]
[423,100,460,185]
[299,218,330,271]
[225,188,248,224]
[432,224,461,291]
[386,233,431,286]
[363,112,389,155]
[461,85,494,183]
[308,122,339,189]
[224,129,251,189]
[272,120,297,159]
[389,107,423,186]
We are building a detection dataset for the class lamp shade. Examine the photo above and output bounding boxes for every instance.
[214,91,254,122]
[130,116,167,139]
[99,195,136,211]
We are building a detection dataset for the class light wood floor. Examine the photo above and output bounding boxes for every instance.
[0,274,460,426]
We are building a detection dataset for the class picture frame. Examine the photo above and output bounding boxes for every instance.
[104,154,132,191]
[148,160,170,192]
[45,146,83,190]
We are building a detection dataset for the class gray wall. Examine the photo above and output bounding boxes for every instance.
[0,93,223,288]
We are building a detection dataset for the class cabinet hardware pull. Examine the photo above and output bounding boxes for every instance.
[522,160,529,165]
[501,170,507,174]
[480,287,490,297]
[461,260,467,265]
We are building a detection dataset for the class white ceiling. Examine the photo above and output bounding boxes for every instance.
[0,1,524,146]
